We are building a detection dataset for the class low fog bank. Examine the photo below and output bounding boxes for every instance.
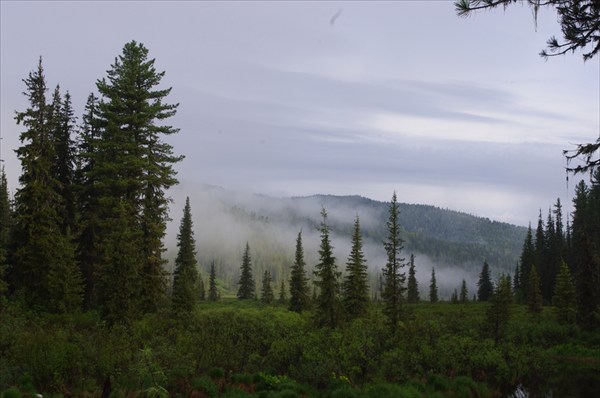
[164,182,504,299]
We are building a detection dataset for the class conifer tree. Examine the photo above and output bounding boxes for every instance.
[314,207,340,328]
[237,242,255,299]
[278,279,287,303]
[94,41,183,315]
[451,289,459,304]
[485,274,513,344]
[261,270,274,304]
[382,192,406,330]
[208,261,219,302]
[518,224,535,303]
[406,254,420,303]
[527,265,543,314]
[429,268,438,303]
[172,197,199,313]
[460,279,468,303]
[198,274,205,301]
[342,216,369,318]
[477,261,494,301]
[0,167,11,297]
[12,58,82,312]
[553,261,577,324]
[289,231,310,312]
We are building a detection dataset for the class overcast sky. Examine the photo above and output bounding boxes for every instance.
[1,1,598,226]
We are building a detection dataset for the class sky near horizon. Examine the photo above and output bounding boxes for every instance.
[1,1,598,227]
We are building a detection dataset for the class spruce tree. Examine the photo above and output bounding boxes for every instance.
[429,268,438,303]
[477,261,494,301]
[0,167,11,298]
[94,41,183,315]
[460,279,468,303]
[314,207,341,328]
[261,270,274,304]
[518,224,535,303]
[12,58,82,312]
[527,265,543,314]
[406,254,420,303]
[342,216,369,319]
[485,274,513,344]
[451,289,458,304]
[382,192,406,330]
[553,261,577,324]
[237,242,255,299]
[198,274,205,301]
[208,261,219,302]
[289,231,310,312]
[172,197,199,313]
[278,279,287,303]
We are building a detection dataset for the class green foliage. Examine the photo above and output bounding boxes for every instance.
[238,242,256,300]
[172,197,199,313]
[1,388,22,398]
[342,216,370,319]
[460,279,468,303]
[209,261,219,301]
[484,275,513,344]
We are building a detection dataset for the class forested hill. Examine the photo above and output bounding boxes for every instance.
[169,185,527,289]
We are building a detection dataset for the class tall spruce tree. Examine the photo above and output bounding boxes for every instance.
[382,192,406,330]
[261,270,274,304]
[172,197,199,313]
[208,261,219,302]
[553,261,577,324]
[314,207,341,328]
[406,254,420,303]
[237,242,255,299]
[342,216,369,319]
[93,41,183,315]
[527,265,543,314]
[278,279,287,303]
[289,231,310,312]
[429,267,438,303]
[12,58,82,312]
[477,261,494,301]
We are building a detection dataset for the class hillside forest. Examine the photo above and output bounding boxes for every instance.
[0,41,599,398]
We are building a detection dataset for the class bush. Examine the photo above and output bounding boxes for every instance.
[1,387,22,398]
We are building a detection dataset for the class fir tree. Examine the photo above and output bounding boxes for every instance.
[477,261,494,301]
[260,270,274,304]
[208,261,219,302]
[314,207,340,328]
[382,192,406,330]
[527,265,543,314]
[553,261,577,324]
[342,216,369,319]
[237,242,255,299]
[12,58,82,312]
[406,254,419,303]
[460,279,468,303]
[429,267,438,303]
[451,289,459,304]
[289,231,310,312]
[171,197,199,313]
[485,274,513,344]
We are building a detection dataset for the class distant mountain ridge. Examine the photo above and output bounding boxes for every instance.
[169,185,527,290]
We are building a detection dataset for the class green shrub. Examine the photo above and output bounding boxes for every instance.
[209,367,226,379]
[192,376,218,398]
[1,387,22,398]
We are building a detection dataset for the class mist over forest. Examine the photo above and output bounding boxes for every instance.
[164,183,527,299]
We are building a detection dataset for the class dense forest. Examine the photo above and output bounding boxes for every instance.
[1,41,599,397]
